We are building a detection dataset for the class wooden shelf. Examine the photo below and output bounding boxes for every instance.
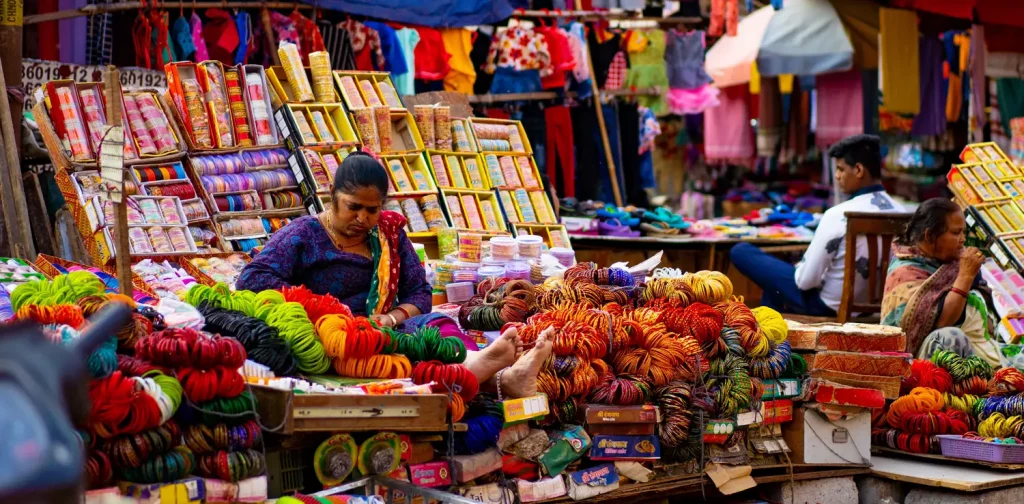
[251,384,452,435]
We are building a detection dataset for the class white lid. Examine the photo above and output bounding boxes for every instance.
[517,235,543,244]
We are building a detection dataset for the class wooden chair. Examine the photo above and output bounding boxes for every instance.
[836,211,913,323]
[785,211,911,325]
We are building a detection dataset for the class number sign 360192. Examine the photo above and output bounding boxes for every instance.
[22,58,166,113]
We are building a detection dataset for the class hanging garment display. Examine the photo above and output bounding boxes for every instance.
[665,29,718,114]
[625,29,669,114]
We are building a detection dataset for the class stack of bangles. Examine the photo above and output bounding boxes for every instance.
[197,449,266,481]
[106,421,182,468]
[183,420,262,454]
[148,181,197,199]
[215,193,262,213]
[267,191,302,209]
[134,164,186,182]
[220,219,265,238]
[241,148,289,168]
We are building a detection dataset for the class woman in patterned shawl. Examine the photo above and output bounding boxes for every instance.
[880,198,999,365]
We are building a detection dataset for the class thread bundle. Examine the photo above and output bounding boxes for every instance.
[459,278,538,331]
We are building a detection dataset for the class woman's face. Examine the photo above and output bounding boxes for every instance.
[921,211,965,263]
[332,186,383,237]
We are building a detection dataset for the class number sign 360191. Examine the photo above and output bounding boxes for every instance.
[22,58,166,113]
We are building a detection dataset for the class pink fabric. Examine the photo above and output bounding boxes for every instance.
[815,69,863,148]
[190,13,210,62]
[704,84,753,162]
[666,85,719,115]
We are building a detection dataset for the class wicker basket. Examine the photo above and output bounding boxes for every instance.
[812,351,912,377]
[937,435,1024,464]
[809,368,903,399]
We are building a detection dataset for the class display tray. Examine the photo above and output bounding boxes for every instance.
[250,384,451,434]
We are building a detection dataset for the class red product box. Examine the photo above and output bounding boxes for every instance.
[815,384,885,409]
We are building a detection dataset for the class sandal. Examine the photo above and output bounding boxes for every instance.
[641,221,681,236]
[600,219,641,237]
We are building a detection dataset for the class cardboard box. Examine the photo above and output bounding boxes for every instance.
[502,394,549,423]
[120,477,205,504]
[408,461,452,488]
[589,435,661,461]
[815,383,886,409]
[762,378,801,399]
[736,399,794,426]
[782,406,871,465]
[583,404,659,424]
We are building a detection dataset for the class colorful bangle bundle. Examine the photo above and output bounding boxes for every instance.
[197,449,266,482]
[106,421,182,469]
[134,164,187,183]
[117,447,196,484]
[219,218,265,238]
[241,148,289,168]
[266,190,302,210]
[411,361,479,401]
[214,193,262,213]
[183,420,262,454]
[147,181,197,200]
[201,169,297,194]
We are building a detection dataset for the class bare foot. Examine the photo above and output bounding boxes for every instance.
[464,325,518,384]
[501,327,554,399]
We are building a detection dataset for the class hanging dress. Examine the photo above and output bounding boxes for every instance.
[625,29,669,114]
[665,29,719,115]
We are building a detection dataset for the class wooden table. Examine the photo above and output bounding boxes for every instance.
[540,463,869,503]
[569,235,813,305]
[871,454,1024,492]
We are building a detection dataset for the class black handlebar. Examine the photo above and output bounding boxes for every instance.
[74,302,133,357]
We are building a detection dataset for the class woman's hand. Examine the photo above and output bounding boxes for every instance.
[371,314,395,328]
[958,247,985,279]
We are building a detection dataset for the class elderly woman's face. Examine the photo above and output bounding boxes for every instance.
[921,211,966,263]
[332,186,383,237]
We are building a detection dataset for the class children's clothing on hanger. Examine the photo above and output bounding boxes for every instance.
[339,19,385,71]
[171,15,195,62]
[414,27,451,82]
[393,28,420,96]
[319,20,357,70]
[665,29,719,114]
[190,12,210,62]
[484,25,552,94]
[588,28,621,88]
[626,29,669,114]
[441,28,476,94]
[604,51,628,90]
[234,11,251,64]
[202,8,240,65]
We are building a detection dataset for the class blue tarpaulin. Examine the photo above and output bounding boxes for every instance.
[302,0,524,27]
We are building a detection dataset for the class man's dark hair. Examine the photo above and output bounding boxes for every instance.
[827,134,882,179]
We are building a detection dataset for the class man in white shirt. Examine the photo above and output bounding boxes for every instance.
[730,134,905,316]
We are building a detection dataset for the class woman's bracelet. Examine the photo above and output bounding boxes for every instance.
[950,286,968,299]
[394,306,412,321]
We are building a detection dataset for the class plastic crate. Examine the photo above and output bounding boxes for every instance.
[265,446,311,498]
[937,435,1024,464]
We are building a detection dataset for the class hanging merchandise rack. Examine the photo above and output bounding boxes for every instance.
[24,1,313,24]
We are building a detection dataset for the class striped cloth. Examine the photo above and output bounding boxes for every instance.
[318,20,356,71]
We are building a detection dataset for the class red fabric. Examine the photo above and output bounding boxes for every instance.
[537,27,576,90]
[484,108,510,120]
[290,12,325,64]
[545,106,575,198]
[976,1,1024,29]
[376,210,406,313]
[985,24,1024,53]
[201,9,240,65]
[415,27,451,81]
[890,0,973,19]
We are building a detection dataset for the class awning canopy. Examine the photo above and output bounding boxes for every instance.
[756,0,855,76]
[299,0,519,27]
[704,6,775,87]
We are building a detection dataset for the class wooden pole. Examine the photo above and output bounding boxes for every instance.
[0,49,36,259]
[576,0,624,207]
[103,67,133,297]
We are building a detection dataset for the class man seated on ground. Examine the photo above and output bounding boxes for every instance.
[730,134,906,316]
